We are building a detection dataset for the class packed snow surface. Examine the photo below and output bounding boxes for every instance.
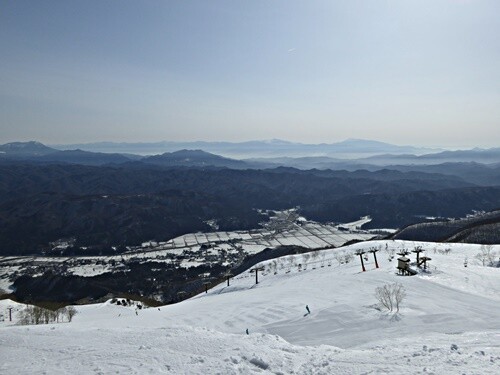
[1,240,499,374]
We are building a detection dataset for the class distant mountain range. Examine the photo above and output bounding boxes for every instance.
[2,141,499,185]
[358,148,500,165]
[50,138,439,158]
[0,142,243,166]
[2,140,499,166]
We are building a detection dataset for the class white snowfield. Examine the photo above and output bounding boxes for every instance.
[1,240,499,374]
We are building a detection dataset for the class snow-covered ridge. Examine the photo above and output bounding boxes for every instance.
[1,240,499,374]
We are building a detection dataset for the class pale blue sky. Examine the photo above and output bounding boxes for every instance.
[1,0,499,147]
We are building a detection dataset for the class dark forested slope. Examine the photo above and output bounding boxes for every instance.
[0,162,498,255]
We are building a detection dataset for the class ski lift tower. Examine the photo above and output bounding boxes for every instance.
[355,249,366,272]
[250,266,265,285]
[224,272,233,287]
[202,277,214,293]
[412,246,425,266]
[368,247,380,269]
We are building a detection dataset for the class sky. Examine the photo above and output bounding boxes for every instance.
[0,0,499,148]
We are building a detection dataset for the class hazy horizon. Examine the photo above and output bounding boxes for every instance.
[1,1,499,148]
[45,137,488,151]
[0,137,490,151]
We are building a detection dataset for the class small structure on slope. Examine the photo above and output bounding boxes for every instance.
[397,256,413,275]
[418,256,431,270]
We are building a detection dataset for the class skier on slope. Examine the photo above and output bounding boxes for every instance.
[306,305,310,314]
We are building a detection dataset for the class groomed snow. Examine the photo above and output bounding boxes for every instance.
[1,240,499,374]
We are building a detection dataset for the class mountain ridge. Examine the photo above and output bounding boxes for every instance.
[49,138,439,158]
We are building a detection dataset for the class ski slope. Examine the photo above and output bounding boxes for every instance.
[1,240,499,374]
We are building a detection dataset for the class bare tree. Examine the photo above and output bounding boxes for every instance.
[334,251,345,266]
[311,250,319,261]
[302,253,311,269]
[375,283,406,313]
[66,306,77,322]
[392,283,406,312]
[33,306,43,324]
[42,308,52,324]
[385,246,395,261]
[269,260,278,274]
[18,305,59,325]
[18,307,31,325]
[375,284,393,312]
[475,245,496,266]
[58,307,68,322]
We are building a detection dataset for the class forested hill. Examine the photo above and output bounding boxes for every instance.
[0,162,499,255]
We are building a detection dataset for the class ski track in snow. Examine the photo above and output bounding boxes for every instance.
[1,240,499,374]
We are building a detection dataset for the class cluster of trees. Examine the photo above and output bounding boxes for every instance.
[475,245,498,267]
[334,250,355,265]
[111,298,143,309]
[18,305,77,325]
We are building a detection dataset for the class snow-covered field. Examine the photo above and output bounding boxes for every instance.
[1,240,499,374]
[0,220,375,286]
[157,221,375,254]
